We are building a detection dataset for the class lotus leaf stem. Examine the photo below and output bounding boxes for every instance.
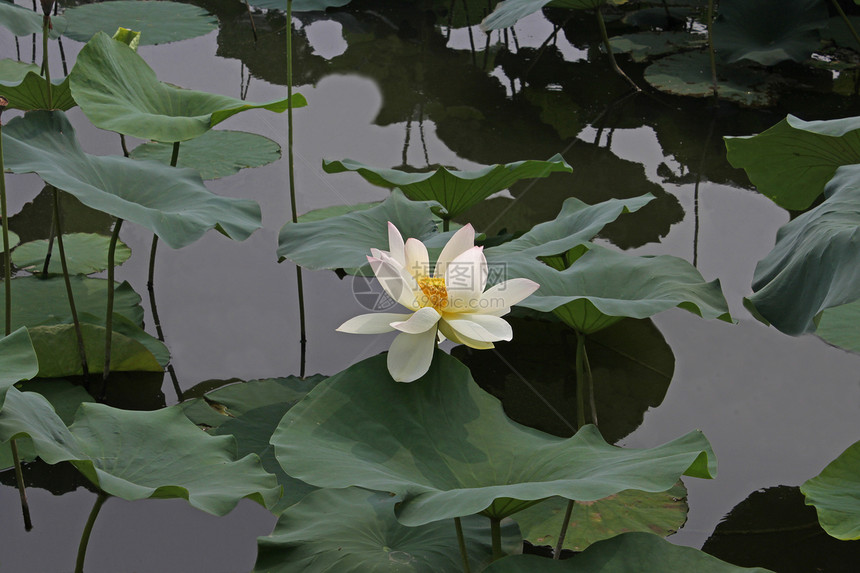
[553,499,575,559]
[489,516,503,561]
[53,187,90,383]
[575,330,586,429]
[707,0,718,98]
[287,0,309,378]
[454,517,472,573]
[102,218,124,388]
[595,8,640,93]
[1,102,34,531]
[75,491,109,573]
[42,13,52,109]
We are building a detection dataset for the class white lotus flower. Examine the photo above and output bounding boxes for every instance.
[337,222,539,382]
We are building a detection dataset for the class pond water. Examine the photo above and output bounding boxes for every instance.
[1,1,860,571]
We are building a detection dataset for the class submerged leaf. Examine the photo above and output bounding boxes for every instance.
[0,387,281,515]
[255,487,521,572]
[801,440,860,540]
[2,111,262,248]
[62,1,217,45]
[70,32,305,142]
[272,351,716,527]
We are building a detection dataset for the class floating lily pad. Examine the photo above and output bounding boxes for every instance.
[725,114,860,211]
[644,52,777,107]
[0,1,65,37]
[0,276,144,328]
[254,487,521,572]
[713,0,827,65]
[513,483,688,552]
[277,190,442,269]
[2,111,262,249]
[203,375,326,419]
[273,351,716,527]
[71,32,305,142]
[801,440,860,540]
[322,155,572,218]
[0,386,280,515]
[484,532,774,572]
[12,233,131,276]
[609,31,705,63]
[129,130,282,180]
[0,59,75,111]
[62,1,217,45]
[747,164,860,336]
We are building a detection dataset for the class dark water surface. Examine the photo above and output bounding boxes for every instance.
[2,1,860,571]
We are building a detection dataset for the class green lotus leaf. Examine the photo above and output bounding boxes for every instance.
[747,164,860,336]
[0,386,280,514]
[0,59,75,111]
[801,440,860,540]
[11,233,131,275]
[129,130,281,180]
[2,111,262,248]
[15,379,95,425]
[643,51,777,107]
[254,487,521,572]
[248,0,353,11]
[0,276,144,329]
[202,375,326,419]
[0,327,38,391]
[725,114,860,211]
[272,351,716,527]
[70,32,305,142]
[1,226,19,250]
[495,244,731,330]
[28,321,162,378]
[484,194,653,261]
[62,1,216,45]
[215,403,318,514]
[322,154,572,219]
[712,0,827,65]
[277,190,443,269]
[483,532,773,572]
[296,201,377,223]
[0,1,65,37]
[513,483,687,552]
[815,300,860,353]
[481,0,607,31]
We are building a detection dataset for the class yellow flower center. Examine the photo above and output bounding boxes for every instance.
[417,276,448,310]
